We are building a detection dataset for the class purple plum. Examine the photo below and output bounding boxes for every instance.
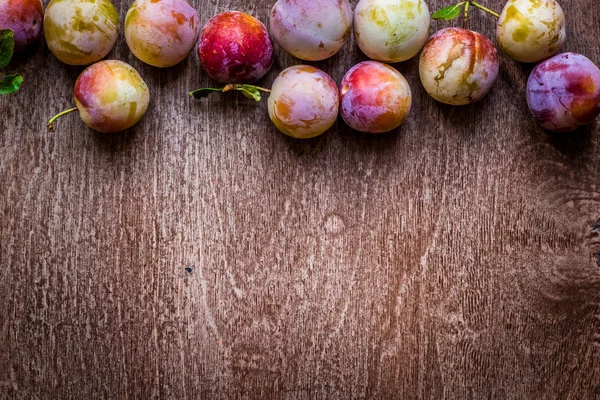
[0,0,44,51]
[527,52,600,132]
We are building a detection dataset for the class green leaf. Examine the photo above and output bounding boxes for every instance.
[236,85,262,102]
[0,73,23,95]
[431,2,465,20]
[190,84,269,101]
[0,29,15,69]
[189,87,223,99]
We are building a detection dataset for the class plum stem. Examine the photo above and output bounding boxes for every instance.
[47,107,77,132]
[469,1,499,18]
[431,1,498,22]
[223,84,271,93]
[190,84,271,102]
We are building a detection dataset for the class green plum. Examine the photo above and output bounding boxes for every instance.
[496,0,566,63]
[44,0,119,65]
[354,0,431,63]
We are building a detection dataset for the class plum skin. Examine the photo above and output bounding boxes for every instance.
[526,52,600,133]
[268,65,339,139]
[340,61,412,134]
[354,0,430,63]
[125,0,200,68]
[0,0,44,51]
[269,0,353,61]
[198,11,273,83]
[497,0,565,63]
[44,0,119,65]
[419,27,499,105]
[74,60,150,134]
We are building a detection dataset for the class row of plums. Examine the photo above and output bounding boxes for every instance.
[2,0,600,137]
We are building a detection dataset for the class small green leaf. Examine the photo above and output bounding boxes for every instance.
[189,87,223,99]
[0,29,15,68]
[190,84,270,101]
[236,85,262,102]
[0,73,23,95]
[431,2,465,20]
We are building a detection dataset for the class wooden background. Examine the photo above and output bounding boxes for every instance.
[1,0,600,398]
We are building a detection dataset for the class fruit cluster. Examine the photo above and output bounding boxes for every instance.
[1,0,599,136]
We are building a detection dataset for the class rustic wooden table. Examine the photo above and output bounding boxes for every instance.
[1,0,599,398]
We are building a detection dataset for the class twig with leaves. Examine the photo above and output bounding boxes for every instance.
[190,83,271,102]
[432,1,499,28]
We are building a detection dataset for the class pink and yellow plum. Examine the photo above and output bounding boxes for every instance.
[125,0,200,68]
[269,0,353,61]
[44,0,119,65]
[0,0,44,51]
[48,60,149,133]
[353,0,430,63]
[526,52,600,132]
[198,11,273,83]
[340,61,412,133]
[419,28,499,105]
[497,0,565,63]
[268,65,339,139]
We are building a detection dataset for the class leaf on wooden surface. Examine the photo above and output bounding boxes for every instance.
[0,73,23,95]
[189,87,223,99]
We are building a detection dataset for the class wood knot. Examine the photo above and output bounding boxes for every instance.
[592,219,600,234]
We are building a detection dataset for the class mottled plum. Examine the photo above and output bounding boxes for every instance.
[340,61,412,133]
[268,65,339,139]
[48,60,149,134]
[419,27,499,105]
[526,52,600,132]
[497,0,565,63]
[125,0,200,68]
[269,0,353,61]
[44,0,119,65]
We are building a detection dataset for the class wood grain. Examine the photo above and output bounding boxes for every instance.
[1,0,600,398]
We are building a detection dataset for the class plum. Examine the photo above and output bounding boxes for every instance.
[497,0,565,63]
[47,60,149,134]
[354,0,430,63]
[269,0,353,61]
[44,0,119,65]
[526,52,600,132]
[340,61,412,133]
[419,27,499,105]
[125,0,200,68]
[0,0,44,52]
[268,65,339,139]
[198,11,273,83]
